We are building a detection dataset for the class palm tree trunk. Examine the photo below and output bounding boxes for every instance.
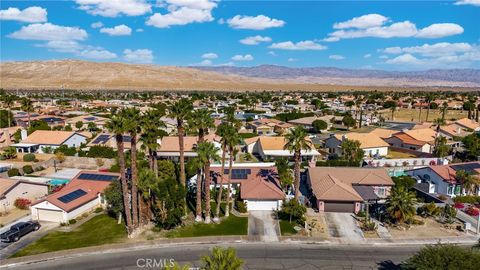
[7,108,11,128]
[294,150,301,200]
[204,161,212,224]
[116,135,133,234]
[214,144,227,222]
[195,168,203,222]
[130,134,139,228]
[153,151,158,176]
[225,147,234,217]
[178,124,186,186]
[419,106,422,122]
[426,106,430,122]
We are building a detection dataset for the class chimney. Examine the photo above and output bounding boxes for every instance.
[21,129,28,141]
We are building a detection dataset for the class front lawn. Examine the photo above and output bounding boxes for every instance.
[279,220,297,236]
[165,215,247,238]
[12,214,126,257]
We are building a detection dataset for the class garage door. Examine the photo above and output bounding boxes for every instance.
[37,209,64,223]
[324,202,355,213]
[247,200,279,211]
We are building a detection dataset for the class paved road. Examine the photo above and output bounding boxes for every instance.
[2,243,424,270]
[248,211,280,242]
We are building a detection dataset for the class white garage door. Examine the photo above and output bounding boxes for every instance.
[247,200,279,211]
[37,209,64,223]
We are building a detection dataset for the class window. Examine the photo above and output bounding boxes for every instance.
[447,184,454,195]
[377,187,386,196]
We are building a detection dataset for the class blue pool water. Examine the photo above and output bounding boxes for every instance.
[48,178,70,185]
[389,171,406,177]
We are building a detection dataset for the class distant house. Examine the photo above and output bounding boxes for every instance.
[307,167,393,213]
[324,132,389,157]
[384,128,437,153]
[208,163,285,211]
[288,116,334,131]
[454,118,480,131]
[15,115,66,128]
[30,171,119,223]
[406,162,480,197]
[12,130,88,153]
[157,135,223,161]
[87,133,137,151]
[246,118,293,135]
[0,178,48,212]
[245,136,320,162]
[65,115,108,131]
[438,123,472,139]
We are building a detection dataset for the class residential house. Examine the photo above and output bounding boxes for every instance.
[455,118,480,131]
[288,116,334,131]
[30,171,119,223]
[384,128,436,153]
[157,134,222,161]
[245,136,320,162]
[324,132,389,158]
[15,115,66,129]
[307,167,394,213]
[246,118,293,135]
[12,130,88,153]
[65,115,108,131]
[0,178,48,212]
[87,133,137,151]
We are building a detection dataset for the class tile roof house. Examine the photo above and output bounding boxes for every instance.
[207,163,285,211]
[87,133,138,150]
[15,115,66,129]
[0,178,48,211]
[65,115,109,131]
[30,171,119,223]
[438,123,472,139]
[324,132,389,158]
[307,167,393,213]
[406,161,480,197]
[12,130,88,154]
[246,118,293,135]
[245,136,320,162]
[455,118,480,131]
[384,128,437,154]
[156,134,223,161]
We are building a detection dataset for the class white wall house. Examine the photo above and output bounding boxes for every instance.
[406,167,462,197]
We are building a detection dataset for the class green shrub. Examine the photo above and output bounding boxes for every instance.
[87,145,116,159]
[7,168,20,177]
[22,165,34,174]
[23,153,36,162]
[34,166,45,172]
[453,195,480,204]
[68,219,77,225]
[278,199,307,225]
[316,160,360,167]
[94,207,104,213]
[235,200,247,213]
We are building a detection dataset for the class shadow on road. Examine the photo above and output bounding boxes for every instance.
[377,260,402,270]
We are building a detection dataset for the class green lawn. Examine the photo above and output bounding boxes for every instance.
[279,220,297,236]
[165,215,247,238]
[12,214,126,257]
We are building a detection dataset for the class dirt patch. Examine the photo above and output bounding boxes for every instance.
[306,212,330,238]
[388,217,463,239]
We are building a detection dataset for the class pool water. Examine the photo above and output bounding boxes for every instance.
[48,178,70,185]
[389,171,406,177]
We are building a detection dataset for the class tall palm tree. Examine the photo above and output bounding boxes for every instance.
[201,246,244,270]
[196,141,220,223]
[122,108,142,227]
[3,95,14,128]
[106,114,133,234]
[456,170,480,195]
[189,156,204,222]
[386,186,417,223]
[189,109,214,143]
[284,126,312,200]
[224,127,240,217]
[169,98,193,187]
[21,98,34,128]
[425,94,434,122]
[140,109,166,176]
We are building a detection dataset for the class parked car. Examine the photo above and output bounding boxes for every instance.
[0,221,40,242]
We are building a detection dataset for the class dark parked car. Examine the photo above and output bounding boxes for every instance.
[0,221,40,242]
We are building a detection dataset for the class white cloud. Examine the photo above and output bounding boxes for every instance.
[287,58,298,62]
[454,0,480,6]
[202,52,218,59]
[198,59,213,66]
[333,14,388,29]
[231,54,254,61]
[364,53,372,58]
[0,6,47,23]
[78,49,117,59]
[269,40,326,50]
[325,14,464,41]
[415,23,464,38]
[91,21,103,28]
[75,0,151,17]
[379,55,389,59]
[386,54,423,65]
[136,28,144,32]
[123,49,154,63]
[383,42,474,57]
[9,23,88,41]
[329,54,345,60]
[146,0,217,28]
[36,40,83,53]
[267,51,277,56]
[227,15,285,30]
[240,35,272,45]
[100,24,132,36]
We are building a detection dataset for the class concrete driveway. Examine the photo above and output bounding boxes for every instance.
[324,212,364,242]
[248,211,280,242]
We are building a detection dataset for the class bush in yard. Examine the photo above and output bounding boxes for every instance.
[278,199,306,224]
[441,204,457,224]
[2,147,17,159]
[14,198,31,210]
[68,219,77,225]
[22,165,34,174]
[417,202,441,217]
[454,202,465,209]
[235,200,247,213]
[87,145,116,159]
[7,168,20,177]
[22,153,36,162]
[466,207,480,217]
[94,207,103,213]
[402,243,480,270]
[201,246,244,270]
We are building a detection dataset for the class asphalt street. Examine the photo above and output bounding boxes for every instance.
[3,242,424,270]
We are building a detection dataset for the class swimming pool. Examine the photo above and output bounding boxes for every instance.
[48,178,70,185]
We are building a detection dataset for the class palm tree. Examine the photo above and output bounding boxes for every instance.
[284,126,312,200]
[213,123,229,223]
[386,186,417,223]
[340,139,365,161]
[196,141,220,223]
[190,156,204,222]
[106,114,133,234]
[456,169,480,195]
[140,109,166,176]
[433,136,450,158]
[21,98,34,128]
[137,168,157,223]
[224,128,240,217]
[425,94,433,122]
[201,246,244,270]
[189,109,214,143]
[122,108,142,227]
[3,95,14,128]
[169,98,193,187]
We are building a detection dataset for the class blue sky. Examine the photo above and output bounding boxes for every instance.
[1,0,479,70]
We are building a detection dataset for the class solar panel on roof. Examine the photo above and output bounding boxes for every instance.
[451,163,480,174]
[122,136,132,141]
[92,134,110,144]
[84,117,97,121]
[77,173,118,181]
[58,189,87,203]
